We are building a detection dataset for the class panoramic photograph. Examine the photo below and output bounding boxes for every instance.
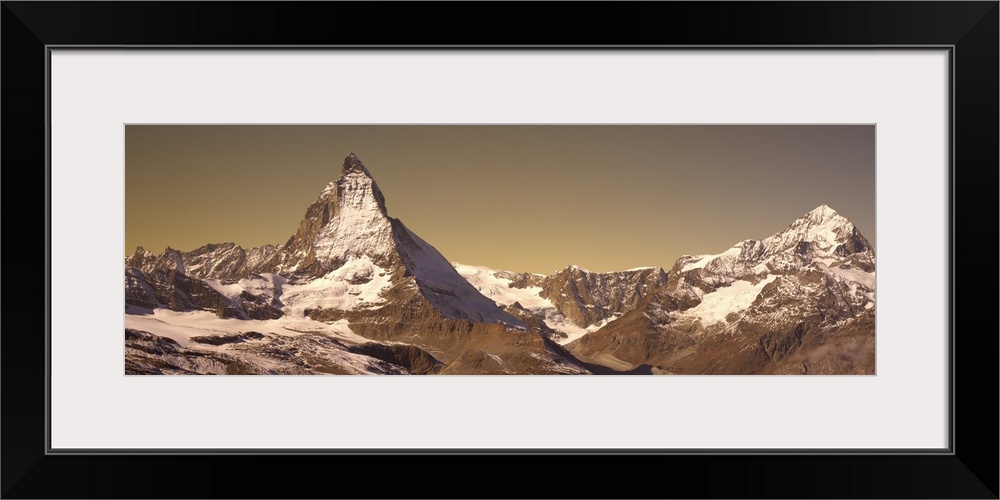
[124,125,876,375]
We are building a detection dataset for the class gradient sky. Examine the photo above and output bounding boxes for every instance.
[125,125,875,274]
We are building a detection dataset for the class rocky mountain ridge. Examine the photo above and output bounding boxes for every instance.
[569,204,875,374]
[126,153,588,375]
[126,153,875,375]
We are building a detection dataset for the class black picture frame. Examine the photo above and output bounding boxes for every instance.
[2,2,996,498]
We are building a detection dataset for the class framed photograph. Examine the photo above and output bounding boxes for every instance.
[120,124,878,377]
[3,2,996,498]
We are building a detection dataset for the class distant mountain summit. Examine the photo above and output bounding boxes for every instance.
[753,204,872,260]
[570,204,875,374]
[673,204,874,279]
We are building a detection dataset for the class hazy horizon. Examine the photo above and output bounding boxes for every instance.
[125,125,876,275]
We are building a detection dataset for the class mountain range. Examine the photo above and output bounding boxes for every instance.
[125,153,875,375]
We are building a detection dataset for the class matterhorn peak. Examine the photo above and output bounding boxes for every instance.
[278,153,526,327]
[280,152,395,273]
[341,151,373,177]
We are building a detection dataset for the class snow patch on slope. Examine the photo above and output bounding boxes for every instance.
[282,256,393,315]
[312,171,396,265]
[203,273,287,300]
[684,275,778,325]
[455,264,551,310]
[125,310,406,375]
[124,309,368,347]
[835,268,875,290]
[681,246,741,273]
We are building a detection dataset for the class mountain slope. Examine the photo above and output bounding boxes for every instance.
[125,153,590,374]
[571,205,875,374]
[128,153,524,328]
[454,263,668,344]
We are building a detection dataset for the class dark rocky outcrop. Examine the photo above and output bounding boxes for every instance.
[348,343,444,375]
[125,268,283,320]
[538,266,668,327]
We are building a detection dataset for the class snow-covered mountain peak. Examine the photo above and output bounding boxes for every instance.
[278,153,526,327]
[676,205,873,277]
[795,204,851,231]
[341,151,372,177]
[337,153,387,213]
[765,204,861,255]
[280,153,398,272]
[301,154,394,266]
[804,204,838,222]
[807,203,837,217]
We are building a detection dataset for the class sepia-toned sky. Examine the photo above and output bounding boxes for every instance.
[125,125,875,274]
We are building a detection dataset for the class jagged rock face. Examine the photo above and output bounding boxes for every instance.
[126,243,285,281]
[276,154,524,326]
[763,307,875,375]
[572,205,875,374]
[669,205,873,285]
[301,274,588,374]
[565,290,696,371]
[125,267,160,309]
[126,246,184,275]
[538,266,668,327]
[126,328,232,375]
[125,328,432,375]
[125,153,588,375]
[662,205,875,316]
[126,153,523,328]
[454,263,671,347]
[126,268,284,320]
[283,152,395,275]
[494,270,546,289]
[348,343,444,375]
